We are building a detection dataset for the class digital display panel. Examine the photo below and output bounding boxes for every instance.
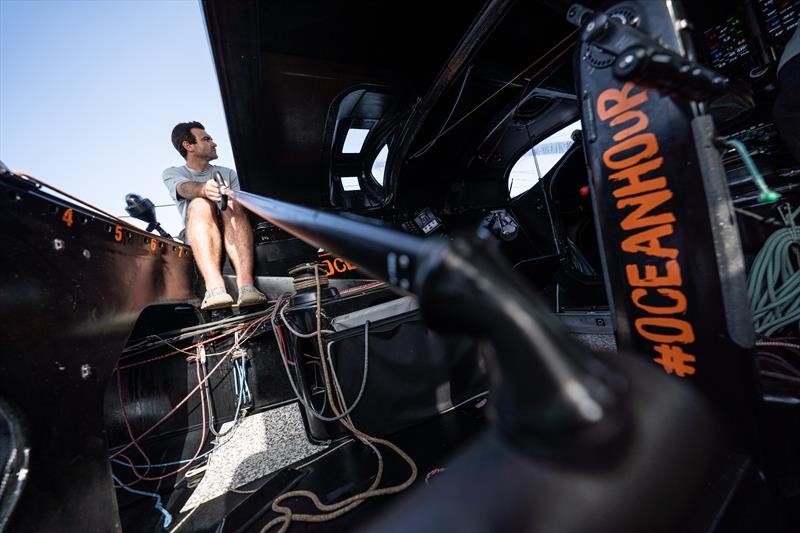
[755,0,800,43]
[704,16,750,70]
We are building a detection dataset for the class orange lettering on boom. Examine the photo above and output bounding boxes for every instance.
[626,259,683,287]
[602,133,660,170]
[653,344,696,377]
[631,288,688,315]
[609,157,666,199]
[597,82,649,121]
[635,316,695,344]
[621,224,678,259]
[617,190,676,230]
[610,110,649,142]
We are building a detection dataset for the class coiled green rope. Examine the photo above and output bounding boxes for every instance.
[747,204,800,335]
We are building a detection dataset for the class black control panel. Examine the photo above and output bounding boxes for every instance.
[704,15,751,70]
[688,1,800,207]
[723,122,800,205]
[697,0,799,72]
[755,0,800,43]
[402,207,443,236]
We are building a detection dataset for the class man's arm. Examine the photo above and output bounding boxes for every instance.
[177,180,224,202]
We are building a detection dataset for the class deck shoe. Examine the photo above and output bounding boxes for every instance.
[201,287,234,310]
[237,285,268,307]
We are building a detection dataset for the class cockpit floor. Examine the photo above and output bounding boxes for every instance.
[153,394,489,532]
[182,403,325,510]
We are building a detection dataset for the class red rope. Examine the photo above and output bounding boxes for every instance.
[130,357,208,482]
[118,324,248,370]
[112,358,208,484]
[115,369,153,486]
[110,315,269,460]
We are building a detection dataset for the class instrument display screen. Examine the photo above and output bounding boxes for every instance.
[704,16,751,70]
[755,0,800,43]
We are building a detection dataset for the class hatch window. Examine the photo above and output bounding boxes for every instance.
[341,176,361,191]
[342,128,370,153]
[508,121,580,199]
[371,144,389,186]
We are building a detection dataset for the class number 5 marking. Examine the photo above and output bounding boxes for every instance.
[114,226,123,242]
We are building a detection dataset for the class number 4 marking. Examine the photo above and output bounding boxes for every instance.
[62,208,74,227]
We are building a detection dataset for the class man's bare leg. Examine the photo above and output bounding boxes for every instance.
[186,198,226,290]
[220,201,266,305]
[220,200,255,287]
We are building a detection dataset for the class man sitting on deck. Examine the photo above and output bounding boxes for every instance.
[162,121,267,310]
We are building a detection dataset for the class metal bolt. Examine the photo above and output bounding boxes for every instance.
[82,249,91,259]
[53,239,65,251]
[398,254,410,268]
[621,54,634,66]
[596,318,606,327]
[587,21,595,31]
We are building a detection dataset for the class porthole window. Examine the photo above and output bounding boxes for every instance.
[341,176,361,191]
[342,127,370,153]
[508,121,580,199]
[371,144,389,186]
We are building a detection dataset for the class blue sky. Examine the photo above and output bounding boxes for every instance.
[0,0,234,237]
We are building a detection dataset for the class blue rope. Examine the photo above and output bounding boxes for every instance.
[236,357,252,405]
[112,474,172,529]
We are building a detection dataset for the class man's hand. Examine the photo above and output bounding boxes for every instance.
[203,179,222,202]
[175,179,232,206]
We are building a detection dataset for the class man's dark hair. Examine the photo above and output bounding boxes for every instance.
[171,121,205,159]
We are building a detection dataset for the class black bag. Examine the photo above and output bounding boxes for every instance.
[311,309,489,439]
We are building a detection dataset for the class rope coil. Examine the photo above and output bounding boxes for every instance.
[263,264,417,533]
[748,205,800,336]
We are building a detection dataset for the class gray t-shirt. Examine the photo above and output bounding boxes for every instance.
[162,164,240,225]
